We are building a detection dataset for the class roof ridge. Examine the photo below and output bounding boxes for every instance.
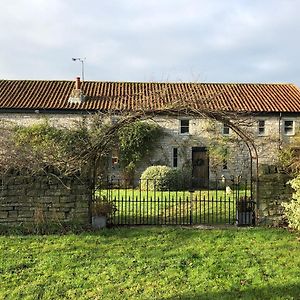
[0,79,295,86]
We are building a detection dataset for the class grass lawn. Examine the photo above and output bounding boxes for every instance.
[0,227,299,300]
[97,188,250,202]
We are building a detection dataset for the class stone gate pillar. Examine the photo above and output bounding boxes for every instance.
[257,165,292,226]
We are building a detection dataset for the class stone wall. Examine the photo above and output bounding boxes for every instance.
[0,173,91,226]
[257,166,293,226]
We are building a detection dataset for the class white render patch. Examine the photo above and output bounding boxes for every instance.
[0,113,84,127]
[68,89,86,104]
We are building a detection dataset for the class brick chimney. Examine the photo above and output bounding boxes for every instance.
[75,76,81,90]
[68,77,86,103]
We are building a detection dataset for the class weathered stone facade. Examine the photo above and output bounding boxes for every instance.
[110,114,299,182]
[0,172,91,226]
[2,112,299,181]
[257,167,293,226]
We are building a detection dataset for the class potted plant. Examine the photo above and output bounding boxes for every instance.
[91,196,116,229]
[236,196,254,226]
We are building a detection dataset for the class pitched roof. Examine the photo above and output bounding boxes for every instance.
[1,79,300,113]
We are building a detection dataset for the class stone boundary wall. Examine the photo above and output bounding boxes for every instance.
[0,166,294,227]
[257,166,292,226]
[0,173,91,226]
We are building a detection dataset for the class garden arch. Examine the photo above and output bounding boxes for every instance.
[94,103,258,227]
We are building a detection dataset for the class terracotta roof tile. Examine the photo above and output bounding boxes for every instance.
[1,79,300,113]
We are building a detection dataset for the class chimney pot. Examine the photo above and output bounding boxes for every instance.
[75,77,81,90]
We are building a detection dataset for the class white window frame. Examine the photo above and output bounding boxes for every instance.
[283,119,295,136]
[257,119,266,136]
[179,119,190,134]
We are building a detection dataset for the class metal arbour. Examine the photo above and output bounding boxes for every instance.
[97,177,256,226]
[226,119,259,221]
[149,107,259,220]
[91,106,259,226]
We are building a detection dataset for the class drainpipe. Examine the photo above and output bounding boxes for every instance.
[278,113,282,149]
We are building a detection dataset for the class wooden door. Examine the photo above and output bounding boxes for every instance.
[192,147,209,188]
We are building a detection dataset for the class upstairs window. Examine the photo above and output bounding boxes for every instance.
[173,148,178,168]
[222,124,230,135]
[284,120,294,136]
[180,119,189,134]
[258,120,265,135]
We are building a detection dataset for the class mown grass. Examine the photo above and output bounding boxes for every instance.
[0,227,299,300]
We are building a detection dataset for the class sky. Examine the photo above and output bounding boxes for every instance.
[0,0,300,86]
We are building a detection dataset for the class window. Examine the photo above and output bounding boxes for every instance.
[222,124,230,135]
[180,119,189,134]
[258,120,265,135]
[173,148,178,168]
[284,120,294,135]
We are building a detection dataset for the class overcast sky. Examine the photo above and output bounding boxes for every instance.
[1,0,300,85]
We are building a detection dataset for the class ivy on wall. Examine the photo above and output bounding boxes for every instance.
[117,121,163,176]
[203,121,252,178]
[278,132,300,175]
[207,136,229,175]
[1,117,163,181]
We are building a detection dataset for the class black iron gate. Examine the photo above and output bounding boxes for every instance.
[96,177,256,226]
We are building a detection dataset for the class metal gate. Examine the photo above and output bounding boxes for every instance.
[96,177,256,226]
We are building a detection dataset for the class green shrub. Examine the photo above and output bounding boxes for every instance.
[140,165,179,191]
[117,120,162,184]
[118,121,162,168]
[282,176,300,231]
